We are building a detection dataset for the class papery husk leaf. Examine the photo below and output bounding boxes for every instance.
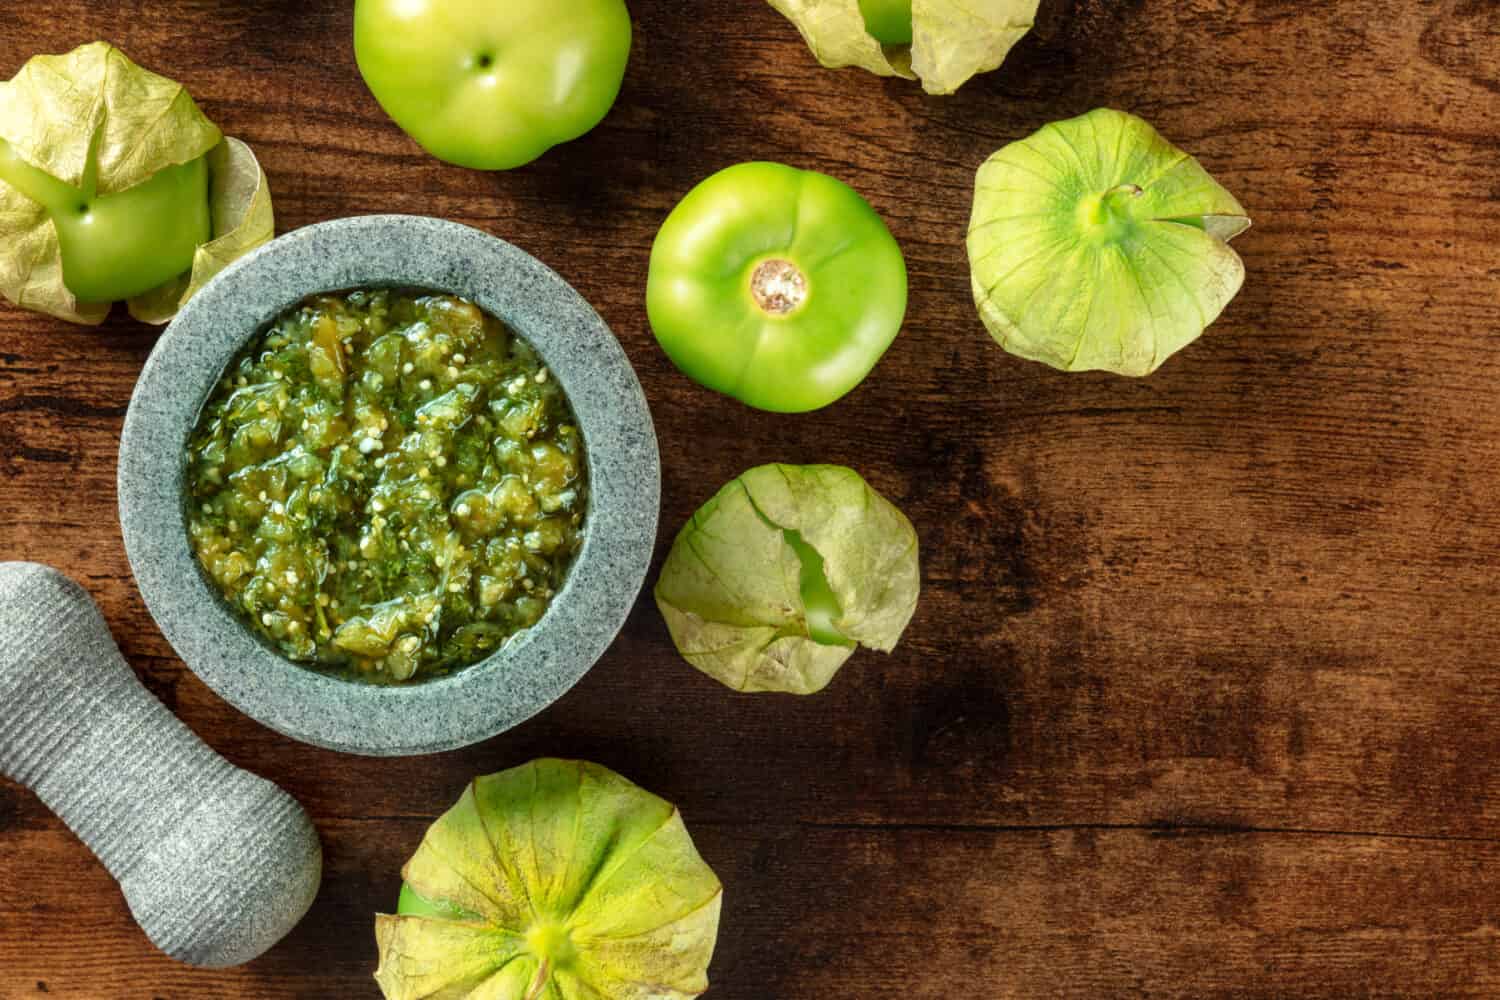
[127,136,275,324]
[0,41,219,194]
[766,0,913,80]
[655,464,920,695]
[0,179,108,324]
[374,760,722,1000]
[912,0,1041,95]
[968,108,1251,376]
[374,917,532,999]
[766,0,1039,93]
[0,43,271,326]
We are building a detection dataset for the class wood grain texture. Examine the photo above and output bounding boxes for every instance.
[2,0,1499,996]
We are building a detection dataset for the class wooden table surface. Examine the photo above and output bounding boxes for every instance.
[3,1,1499,997]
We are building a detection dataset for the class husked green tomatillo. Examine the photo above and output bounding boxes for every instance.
[655,463,920,695]
[354,0,633,170]
[647,162,907,414]
[0,139,209,303]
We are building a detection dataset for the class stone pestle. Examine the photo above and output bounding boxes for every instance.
[0,562,322,967]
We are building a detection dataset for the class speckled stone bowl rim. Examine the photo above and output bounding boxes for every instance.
[119,215,659,757]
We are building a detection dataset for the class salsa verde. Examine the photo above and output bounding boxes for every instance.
[186,289,587,683]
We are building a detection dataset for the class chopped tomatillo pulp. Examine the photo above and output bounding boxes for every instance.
[186,289,587,684]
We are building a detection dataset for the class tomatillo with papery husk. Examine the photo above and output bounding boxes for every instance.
[374,759,722,1000]
[0,42,274,325]
[646,161,907,414]
[967,108,1251,376]
[769,0,1040,95]
[654,463,920,695]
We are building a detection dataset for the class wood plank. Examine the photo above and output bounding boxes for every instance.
[3,819,1500,998]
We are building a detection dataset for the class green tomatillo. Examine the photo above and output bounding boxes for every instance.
[646,162,907,414]
[859,0,914,45]
[0,42,275,325]
[0,139,209,304]
[353,0,633,171]
[396,883,478,922]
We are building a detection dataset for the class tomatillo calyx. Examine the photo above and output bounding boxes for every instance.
[646,162,908,414]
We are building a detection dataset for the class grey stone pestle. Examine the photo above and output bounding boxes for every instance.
[0,562,322,967]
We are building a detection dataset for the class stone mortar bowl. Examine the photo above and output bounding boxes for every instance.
[119,215,659,756]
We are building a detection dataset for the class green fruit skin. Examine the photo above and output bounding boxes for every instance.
[353,0,632,171]
[858,0,913,46]
[396,883,475,921]
[647,162,908,414]
[785,528,850,647]
[0,140,210,303]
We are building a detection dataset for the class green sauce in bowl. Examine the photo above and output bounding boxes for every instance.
[186,288,587,684]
